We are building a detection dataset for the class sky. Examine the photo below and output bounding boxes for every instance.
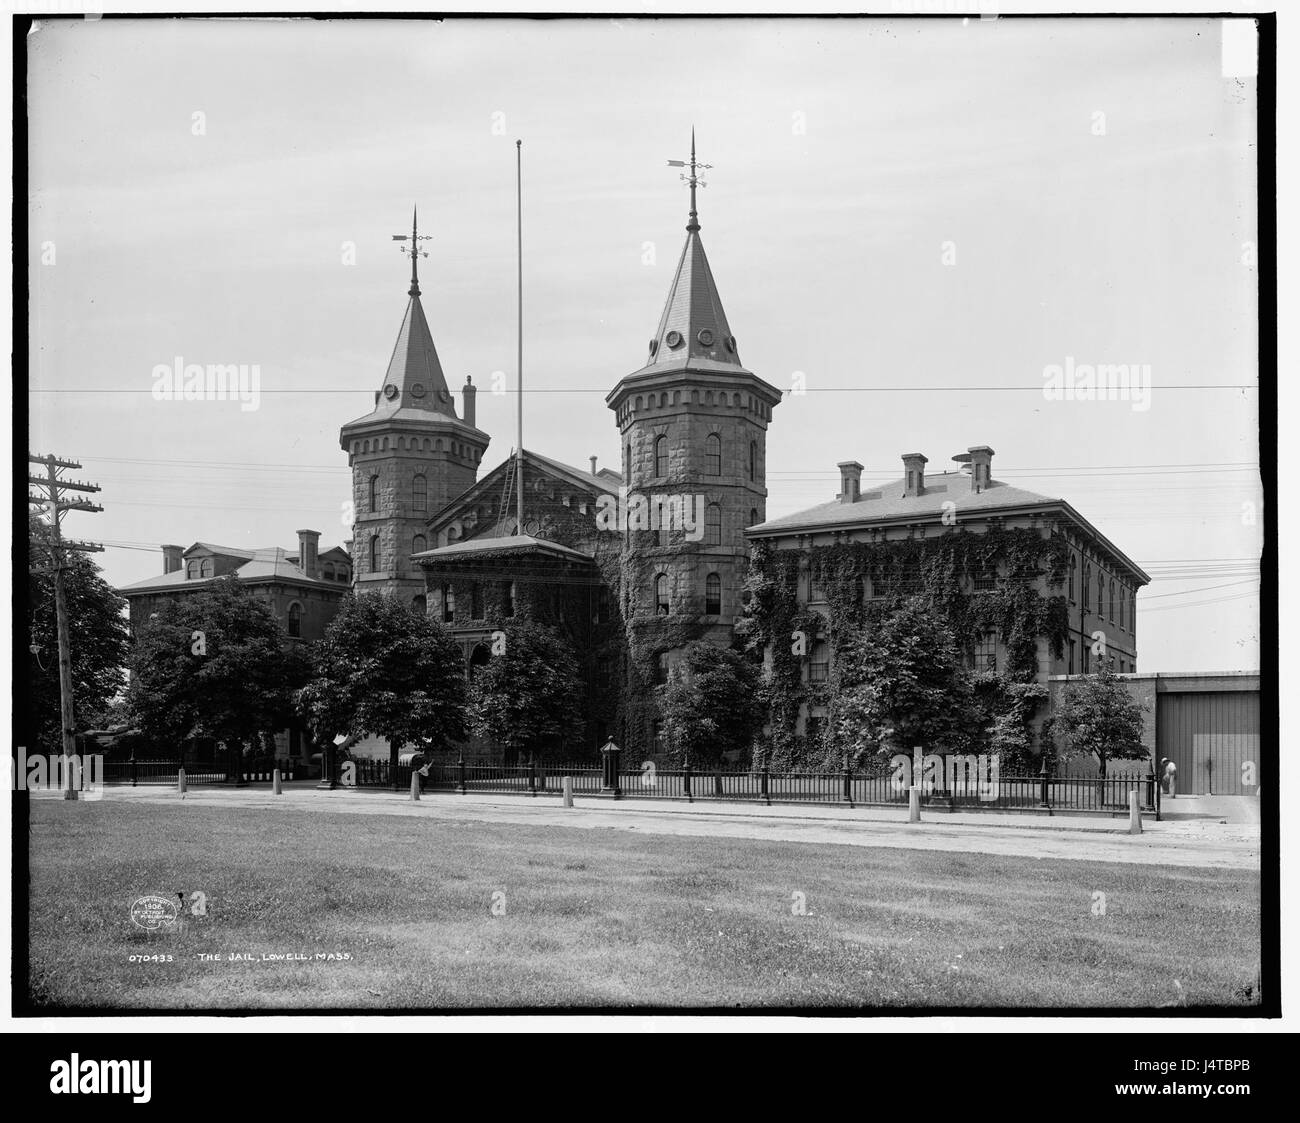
[25,14,1262,672]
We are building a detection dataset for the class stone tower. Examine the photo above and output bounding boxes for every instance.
[606,135,782,752]
[341,208,489,605]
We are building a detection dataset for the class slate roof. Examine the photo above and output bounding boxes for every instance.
[119,545,346,594]
[412,535,595,565]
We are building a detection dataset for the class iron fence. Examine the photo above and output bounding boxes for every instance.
[100,759,304,786]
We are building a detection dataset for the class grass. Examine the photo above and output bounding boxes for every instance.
[25,800,1261,1011]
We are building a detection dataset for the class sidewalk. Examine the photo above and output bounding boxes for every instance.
[80,782,1261,871]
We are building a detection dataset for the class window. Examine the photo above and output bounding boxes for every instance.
[705,504,722,546]
[973,633,997,673]
[658,519,672,548]
[441,583,454,623]
[1097,574,1105,617]
[625,442,631,480]
[1068,555,1078,603]
[1083,565,1091,611]
[705,573,722,615]
[810,640,829,683]
[470,582,483,620]
[853,575,865,605]
[973,563,997,592]
[287,602,302,638]
[1067,640,1076,675]
[809,563,826,603]
[705,433,721,476]
[187,561,198,579]
[1109,579,1116,621]
[412,534,427,557]
[749,441,757,482]
[368,475,378,513]
[654,435,668,478]
[413,474,427,514]
[412,594,426,616]
[502,581,515,617]
[654,652,669,686]
[1082,644,1090,674]
[654,573,669,616]
[369,535,379,574]
[199,558,213,578]
[749,507,759,527]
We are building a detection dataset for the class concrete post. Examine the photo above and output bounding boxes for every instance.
[410,771,420,801]
[563,775,574,808]
[177,768,187,796]
[272,768,282,795]
[908,785,921,823]
[1128,789,1141,835]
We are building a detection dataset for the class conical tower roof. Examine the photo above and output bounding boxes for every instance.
[376,292,457,418]
[642,229,744,373]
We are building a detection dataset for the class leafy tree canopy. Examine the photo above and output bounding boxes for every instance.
[1043,663,1147,776]
[656,640,763,768]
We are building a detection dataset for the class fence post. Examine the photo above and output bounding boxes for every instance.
[908,785,920,823]
[563,775,574,809]
[1039,758,1050,810]
[1151,762,1161,821]
[131,756,138,788]
[1128,789,1141,835]
[458,751,467,794]
[842,755,853,807]
[529,753,537,796]
[410,771,420,802]
[684,760,693,803]
[177,768,186,796]
[272,768,282,795]
[760,766,770,806]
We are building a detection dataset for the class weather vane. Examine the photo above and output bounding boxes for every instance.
[392,205,432,296]
[667,128,712,233]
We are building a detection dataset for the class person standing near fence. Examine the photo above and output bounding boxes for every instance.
[1162,757,1177,798]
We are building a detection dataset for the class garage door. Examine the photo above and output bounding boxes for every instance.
[1157,691,1261,795]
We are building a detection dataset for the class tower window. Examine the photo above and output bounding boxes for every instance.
[705,504,722,547]
[368,474,379,514]
[705,433,721,477]
[749,507,758,527]
[412,534,427,558]
[705,572,722,615]
[654,573,669,616]
[654,435,668,479]
[369,535,380,574]
[413,474,427,514]
[749,441,756,482]
[625,442,631,481]
[287,602,302,638]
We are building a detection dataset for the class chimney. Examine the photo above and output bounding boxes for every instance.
[589,456,598,476]
[837,461,864,504]
[463,375,477,428]
[967,446,995,494]
[901,453,928,497]
[296,529,320,579]
[161,544,184,574]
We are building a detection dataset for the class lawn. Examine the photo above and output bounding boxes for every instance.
[25,800,1261,1010]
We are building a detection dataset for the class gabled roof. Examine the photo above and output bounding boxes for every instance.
[119,544,348,594]
[188,542,254,560]
[413,535,595,566]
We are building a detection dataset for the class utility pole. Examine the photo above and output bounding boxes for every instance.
[28,454,104,801]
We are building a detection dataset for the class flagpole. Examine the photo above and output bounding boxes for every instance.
[515,138,524,535]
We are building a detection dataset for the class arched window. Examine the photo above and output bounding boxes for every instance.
[625,442,631,481]
[654,435,668,479]
[412,594,427,616]
[705,504,722,546]
[1069,554,1078,602]
[705,434,721,476]
[412,534,427,557]
[749,507,759,527]
[1098,573,1106,616]
[1109,579,1116,620]
[1118,585,1125,629]
[705,572,722,615]
[369,535,380,574]
[1083,565,1091,610]
[749,441,757,482]
[199,558,213,578]
[368,474,379,513]
[287,602,302,638]
[413,474,427,514]
[469,643,491,680]
[187,561,198,579]
[654,574,669,616]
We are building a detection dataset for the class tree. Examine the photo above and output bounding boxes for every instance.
[827,597,976,768]
[297,592,465,784]
[657,641,763,769]
[25,516,131,755]
[126,576,301,762]
[983,680,1048,773]
[466,620,583,760]
[1043,664,1147,779]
